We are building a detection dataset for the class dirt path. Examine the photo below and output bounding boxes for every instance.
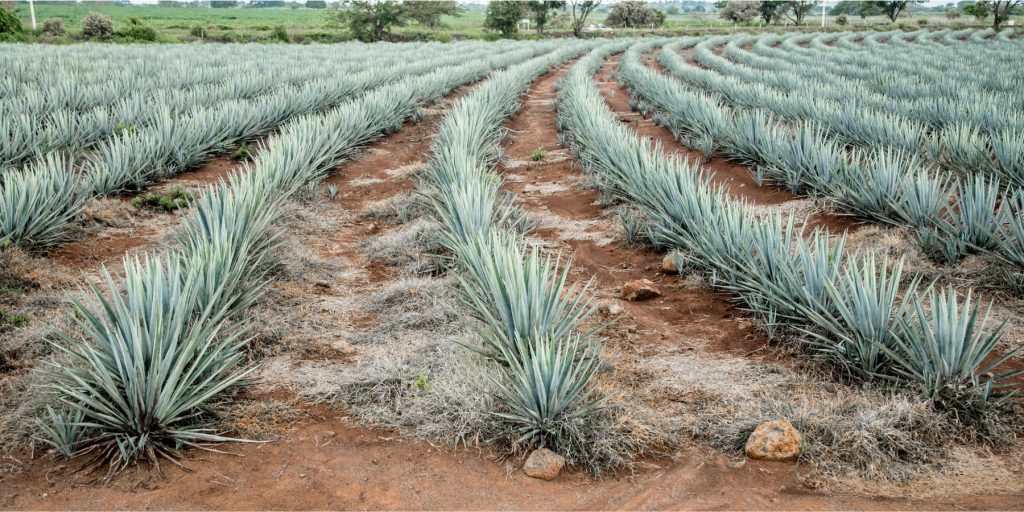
[48,149,256,276]
[5,64,1022,512]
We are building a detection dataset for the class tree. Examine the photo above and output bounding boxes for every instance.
[328,0,406,42]
[719,0,761,23]
[305,0,327,7]
[405,0,461,29]
[484,0,526,37]
[962,0,992,19]
[666,5,680,15]
[783,0,818,25]
[0,5,20,35]
[210,0,238,7]
[830,0,884,19]
[569,0,600,37]
[606,1,665,28]
[991,0,1022,28]
[760,0,787,23]
[526,1,565,34]
[868,1,922,22]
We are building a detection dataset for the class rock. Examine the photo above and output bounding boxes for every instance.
[523,448,565,481]
[662,253,683,274]
[620,279,661,301]
[745,420,801,461]
[331,340,357,355]
[600,302,624,315]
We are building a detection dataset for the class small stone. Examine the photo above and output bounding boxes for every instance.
[331,340,357,355]
[620,279,661,301]
[323,430,336,439]
[745,420,801,462]
[600,302,624,315]
[662,251,687,274]
[523,448,565,481]
[662,254,679,274]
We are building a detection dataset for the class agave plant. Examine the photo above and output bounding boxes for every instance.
[0,154,86,248]
[887,287,1020,405]
[802,254,921,379]
[492,332,604,450]
[47,253,253,471]
[453,232,599,363]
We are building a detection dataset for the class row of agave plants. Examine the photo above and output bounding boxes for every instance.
[416,41,618,466]
[0,42,526,250]
[766,29,1021,108]
[623,41,1024,290]
[0,43,400,169]
[34,44,553,473]
[0,41,426,120]
[676,34,1024,187]
[733,31,1024,130]
[557,44,1022,424]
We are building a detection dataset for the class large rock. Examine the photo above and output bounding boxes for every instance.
[745,420,801,461]
[523,448,565,481]
[620,279,661,301]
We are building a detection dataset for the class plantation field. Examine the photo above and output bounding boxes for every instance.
[1,29,1024,509]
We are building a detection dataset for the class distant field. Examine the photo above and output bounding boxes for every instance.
[7,2,1013,43]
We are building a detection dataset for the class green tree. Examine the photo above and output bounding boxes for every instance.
[305,0,328,8]
[484,0,527,37]
[666,5,680,15]
[405,0,461,29]
[210,0,239,7]
[783,0,818,25]
[962,0,992,19]
[991,0,1022,28]
[760,0,787,23]
[0,6,21,35]
[830,0,884,18]
[569,0,600,37]
[328,0,406,42]
[868,1,923,22]
[606,0,666,28]
[526,1,565,34]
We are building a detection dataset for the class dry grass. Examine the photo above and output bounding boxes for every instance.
[358,218,446,274]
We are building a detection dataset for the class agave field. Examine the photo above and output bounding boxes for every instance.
[1,29,1024,509]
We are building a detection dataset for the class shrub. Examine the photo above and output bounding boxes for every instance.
[835,14,848,26]
[530,147,546,161]
[130,188,194,212]
[0,6,21,35]
[81,12,114,40]
[119,17,157,41]
[269,24,289,42]
[189,24,206,38]
[41,18,67,37]
[917,18,928,25]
